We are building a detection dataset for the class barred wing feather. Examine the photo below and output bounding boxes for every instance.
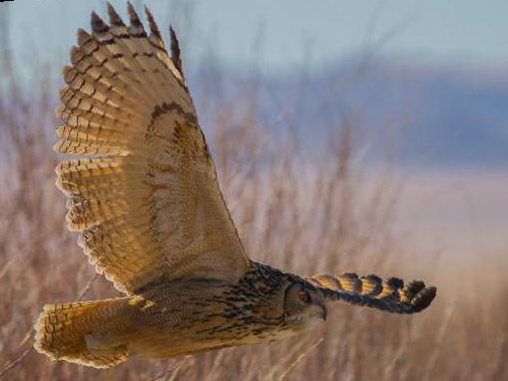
[55,3,250,294]
[308,273,436,314]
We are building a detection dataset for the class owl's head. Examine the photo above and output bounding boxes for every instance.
[283,281,327,331]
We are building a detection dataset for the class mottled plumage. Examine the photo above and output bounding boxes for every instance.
[34,3,436,368]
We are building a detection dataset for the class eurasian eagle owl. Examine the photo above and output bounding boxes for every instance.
[34,3,436,368]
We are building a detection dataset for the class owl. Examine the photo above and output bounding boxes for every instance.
[34,3,436,368]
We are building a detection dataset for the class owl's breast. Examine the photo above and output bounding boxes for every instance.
[122,274,290,357]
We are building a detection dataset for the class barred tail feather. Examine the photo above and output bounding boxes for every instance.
[308,273,436,314]
[34,299,130,368]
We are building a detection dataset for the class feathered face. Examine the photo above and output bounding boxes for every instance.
[283,281,327,331]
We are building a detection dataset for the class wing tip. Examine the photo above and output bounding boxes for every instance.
[387,277,405,289]
[125,2,146,38]
[409,285,437,313]
[169,25,184,77]
[145,6,162,40]
[107,2,125,27]
[127,2,143,28]
[91,11,109,34]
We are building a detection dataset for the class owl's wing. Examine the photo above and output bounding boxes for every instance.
[307,273,436,314]
[55,4,251,295]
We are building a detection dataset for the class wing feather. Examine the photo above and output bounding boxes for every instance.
[308,273,436,314]
[55,4,250,294]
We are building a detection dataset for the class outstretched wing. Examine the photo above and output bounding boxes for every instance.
[307,273,436,314]
[55,3,251,294]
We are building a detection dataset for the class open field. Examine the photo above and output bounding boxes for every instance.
[1,60,507,381]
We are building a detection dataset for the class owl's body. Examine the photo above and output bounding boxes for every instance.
[37,263,326,367]
[34,3,436,369]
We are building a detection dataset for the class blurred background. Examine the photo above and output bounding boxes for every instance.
[1,1,507,380]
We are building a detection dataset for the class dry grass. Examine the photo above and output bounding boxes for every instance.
[1,32,507,381]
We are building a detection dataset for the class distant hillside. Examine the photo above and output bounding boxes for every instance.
[191,58,508,169]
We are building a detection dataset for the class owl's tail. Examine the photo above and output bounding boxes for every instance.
[34,298,130,368]
[308,273,436,314]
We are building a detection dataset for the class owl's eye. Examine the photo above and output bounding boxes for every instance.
[298,291,311,304]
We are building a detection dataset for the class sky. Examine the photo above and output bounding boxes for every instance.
[1,0,507,257]
[2,0,508,74]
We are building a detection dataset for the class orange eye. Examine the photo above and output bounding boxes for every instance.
[298,291,311,304]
